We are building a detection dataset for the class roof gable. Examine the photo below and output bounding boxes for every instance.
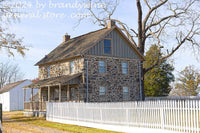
[86,27,144,60]
[0,80,27,94]
[35,26,144,66]
[114,27,145,60]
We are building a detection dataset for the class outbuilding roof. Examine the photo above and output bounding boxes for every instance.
[0,80,27,94]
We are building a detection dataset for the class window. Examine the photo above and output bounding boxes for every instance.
[54,89,59,101]
[99,61,105,73]
[71,61,74,74]
[71,88,75,100]
[47,66,51,78]
[123,87,129,100]
[122,62,128,74]
[99,87,106,96]
[104,39,111,54]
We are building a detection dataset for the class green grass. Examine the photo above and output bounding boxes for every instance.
[7,112,120,133]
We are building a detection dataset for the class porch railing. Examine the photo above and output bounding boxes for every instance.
[24,102,46,111]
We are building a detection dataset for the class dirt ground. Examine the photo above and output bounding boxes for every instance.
[2,112,69,133]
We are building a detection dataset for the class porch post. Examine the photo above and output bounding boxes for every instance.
[31,88,33,111]
[59,84,61,102]
[48,86,50,102]
[77,87,80,102]
[67,85,70,101]
[39,87,41,111]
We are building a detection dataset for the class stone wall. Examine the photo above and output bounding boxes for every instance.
[39,58,84,80]
[79,55,140,102]
[38,55,140,102]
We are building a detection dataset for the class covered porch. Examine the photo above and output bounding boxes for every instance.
[23,73,82,117]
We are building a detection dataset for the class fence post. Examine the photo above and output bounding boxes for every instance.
[76,103,79,121]
[197,101,200,133]
[126,108,129,125]
[100,107,103,122]
[0,104,2,133]
[160,101,165,130]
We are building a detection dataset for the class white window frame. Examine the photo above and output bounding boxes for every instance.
[71,61,75,74]
[122,62,128,74]
[99,61,105,73]
[47,66,51,78]
[99,86,106,96]
[123,87,129,100]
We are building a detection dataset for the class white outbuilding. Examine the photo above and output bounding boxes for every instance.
[0,80,32,111]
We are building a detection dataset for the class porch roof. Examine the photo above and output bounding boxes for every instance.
[24,73,82,88]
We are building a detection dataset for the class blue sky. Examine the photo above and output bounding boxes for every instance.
[0,0,200,80]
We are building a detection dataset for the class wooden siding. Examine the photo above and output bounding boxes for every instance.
[86,29,139,59]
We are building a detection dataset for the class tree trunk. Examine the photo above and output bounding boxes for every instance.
[137,0,145,100]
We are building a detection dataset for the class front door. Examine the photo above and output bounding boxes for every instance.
[70,87,75,101]
[54,88,59,101]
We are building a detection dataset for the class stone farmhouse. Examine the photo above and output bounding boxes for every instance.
[24,21,144,116]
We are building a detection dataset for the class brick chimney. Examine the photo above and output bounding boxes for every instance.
[63,33,70,42]
[107,20,116,29]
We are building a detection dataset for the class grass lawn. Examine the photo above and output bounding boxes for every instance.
[3,111,121,133]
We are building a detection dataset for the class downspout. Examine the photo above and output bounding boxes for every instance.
[81,54,89,103]
[86,59,89,103]
[139,61,142,101]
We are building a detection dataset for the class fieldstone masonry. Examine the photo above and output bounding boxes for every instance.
[39,58,84,80]
[78,55,140,102]
[38,55,140,102]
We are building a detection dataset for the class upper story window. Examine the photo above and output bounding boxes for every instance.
[99,86,106,96]
[99,61,105,73]
[104,39,111,54]
[47,66,51,78]
[123,87,129,100]
[122,62,128,74]
[71,61,74,74]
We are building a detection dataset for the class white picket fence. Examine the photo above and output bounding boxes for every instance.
[46,100,200,133]
[145,96,200,100]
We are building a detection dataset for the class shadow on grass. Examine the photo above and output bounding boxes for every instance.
[3,112,120,133]
[3,113,45,124]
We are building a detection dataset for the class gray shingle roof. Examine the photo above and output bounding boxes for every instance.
[24,73,81,88]
[35,27,115,66]
[0,80,27,94]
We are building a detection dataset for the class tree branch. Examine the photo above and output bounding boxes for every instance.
[143,0,151,9]
[143,0,168,31]
[111,19,137,47]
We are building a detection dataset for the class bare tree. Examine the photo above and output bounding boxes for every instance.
[82,0,200,100]
[0,0,27,56]
[0,62,24,88]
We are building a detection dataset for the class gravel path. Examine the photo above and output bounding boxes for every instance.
[2,112,69,133]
